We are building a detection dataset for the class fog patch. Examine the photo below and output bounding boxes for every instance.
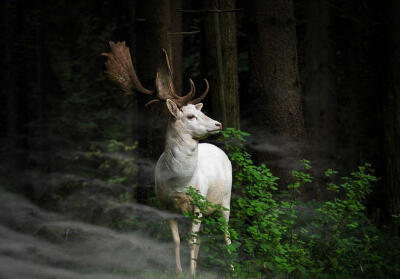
[0,189,180,278]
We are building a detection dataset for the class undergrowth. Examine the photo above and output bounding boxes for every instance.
[183,128,400,279]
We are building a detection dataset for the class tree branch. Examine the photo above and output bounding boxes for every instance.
[177,9,244,14]
[168,31,201,35]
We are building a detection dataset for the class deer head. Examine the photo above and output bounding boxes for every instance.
[102,41,221,139]
[166,100,222,140]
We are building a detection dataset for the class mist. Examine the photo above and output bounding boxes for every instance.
[0,187,185,279]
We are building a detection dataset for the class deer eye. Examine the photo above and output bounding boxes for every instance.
[187,114,195,120]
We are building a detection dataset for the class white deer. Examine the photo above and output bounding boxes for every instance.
[102,42,232,276]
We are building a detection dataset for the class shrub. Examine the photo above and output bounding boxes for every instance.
[184,128,400,279]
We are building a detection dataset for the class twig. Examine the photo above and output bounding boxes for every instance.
[168,31,201,35]
[177,9,244,13]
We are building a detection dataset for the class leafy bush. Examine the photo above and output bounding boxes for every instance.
[307,165,396,278]
[184,187,233,273]
[221,129,312,278]
[184,128,400,279]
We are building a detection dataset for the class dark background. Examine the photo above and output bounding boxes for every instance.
[0,0,399,278]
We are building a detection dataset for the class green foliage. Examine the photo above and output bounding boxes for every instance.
[308,164,395,278]
[184,128,400,279]
[138,269,220,279]
[74,139,138,186]
[184,186,233,274]
[221,128,312,278]
[47,139,140,230]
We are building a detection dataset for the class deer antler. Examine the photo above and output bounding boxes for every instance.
[188,79,209,105]
[102,41,210,107]
[101,41,153,96]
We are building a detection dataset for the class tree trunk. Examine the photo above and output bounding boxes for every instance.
[135,0,182,202]
[304,0,336,167]
[128,0,138,140]
[35,0,51,174]
[3,0,19,175]
[169,0,183,95]
[203,0,240,129]
[385,0,400,234]
[247,0,306,184]
[125,0,140,197]
[136,0,183,156]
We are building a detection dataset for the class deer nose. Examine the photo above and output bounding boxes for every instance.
[215,122,222,130]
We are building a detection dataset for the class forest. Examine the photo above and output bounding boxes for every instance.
[1,0,400,278]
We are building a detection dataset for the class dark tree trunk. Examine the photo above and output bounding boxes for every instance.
[302,0,337,199]
[169,0,183,95]
[128,0,138,139]
[135,0,182,202]
[124,0,140,195]
[3,0,19,176]
[203,0,240,129]
[247,0,306,184]
[35,0,50,174]
[304,0,336,166]
[336,4,362,172]
[136,0,183,156]
[385,0,400,234]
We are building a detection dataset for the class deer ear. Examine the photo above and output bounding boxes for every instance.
[166,99,181,119]
[195,103,203,111]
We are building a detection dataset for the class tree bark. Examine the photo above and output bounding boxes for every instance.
[248,0,306,184]
[203,0,240,129]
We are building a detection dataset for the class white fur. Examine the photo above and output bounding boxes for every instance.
[155,101,232,276]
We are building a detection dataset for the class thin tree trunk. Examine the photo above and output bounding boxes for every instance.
[169,0,183,95]
[136,0,182,156]
[35,0,50,173]
[203,0,240,129]
[303,0,337,199]
[304,0,336,165]
[385,0,400,234]
[335,2,364,172]
[135,0,182,202]
[3,0,19,175]
[127,0,140,197]
[129,0,138,127]
[248,0,306,184]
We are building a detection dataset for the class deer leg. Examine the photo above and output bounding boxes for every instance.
[169,219,183,273]
[194,238,200,271]
[189,208,202,276]
[221,208,231,245]
[222,208,234,271]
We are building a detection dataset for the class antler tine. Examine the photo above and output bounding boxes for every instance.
[154,71,179,100]
[178,78,196,106]
[161,48,181,99]
[189,79,210,105]
[145,99,160,107]
[147,49,183,108]
[102,41,153,96]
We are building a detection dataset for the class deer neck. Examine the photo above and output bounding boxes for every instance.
[164,119,198,181]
